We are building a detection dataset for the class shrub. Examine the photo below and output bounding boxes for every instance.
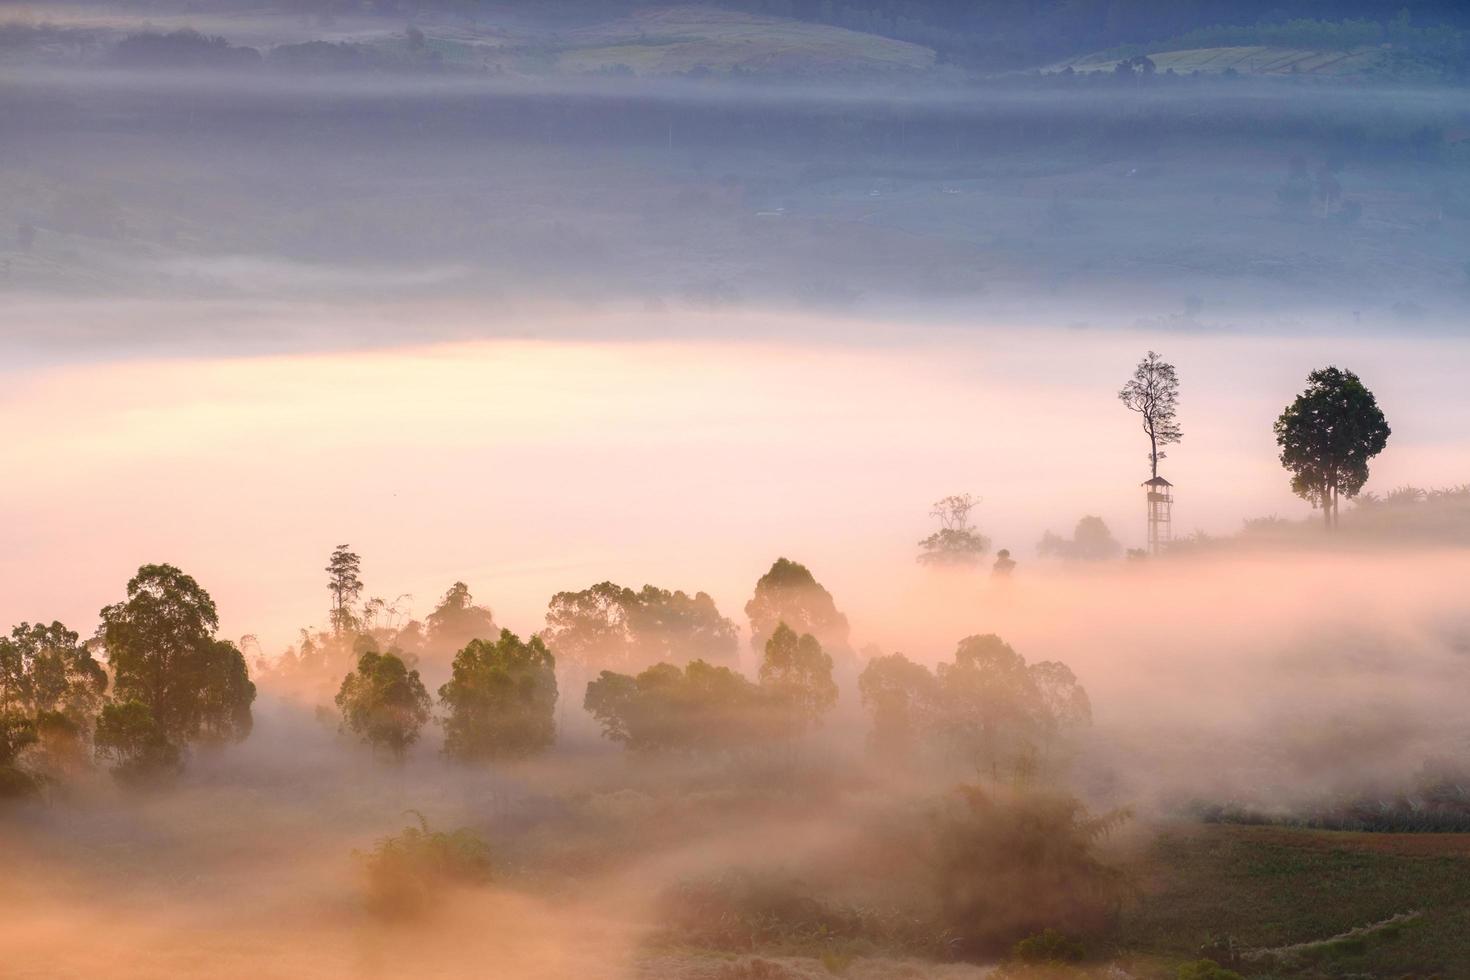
[357,811,493,918]
[930,786,1131,956]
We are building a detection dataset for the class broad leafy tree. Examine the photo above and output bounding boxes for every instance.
[1274,366,1391,529]
[0,621,110,788]
[584,660,767,753]
[758,623,837,734]
[1118,350,1182,479]
[857,652,937,759]
[425,582,498,656]
[938,634,1042,777]
[1037,516,1122,561]
[438,630,558,762]
[543,581,738,671]
[917,494,991,567]
[326,544,364,637]
[335,649,431,760]
[745,558,851,659]
[96,564,256,778]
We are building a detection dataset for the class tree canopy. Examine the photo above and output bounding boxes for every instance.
[584,659,771,753]
[543,581,738,672]
[326,544,364,637]
[745,558,851,660]
[1037,516,1123,561]
[95,564,256,779]
[335,649,431,760]
[1119,351,1182,480]
[758,623,838,735]
[1274,366,1391,528]
[439,629,558,762]
[917,494,991,567]
[425,582,498,657]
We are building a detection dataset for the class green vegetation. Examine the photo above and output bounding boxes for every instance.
[334,648,432,760]
[1121,824,1470,975]
[1275,367,1391,529]
[917,494,991,567]
[357,811,493,918]
[438,630,558,762]
[95,564,256,782]
[543,580,739,672]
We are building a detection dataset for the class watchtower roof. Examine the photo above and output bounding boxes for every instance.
[1142,476,1173,487]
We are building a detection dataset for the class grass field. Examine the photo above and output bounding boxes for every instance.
[1120,822,1470,976]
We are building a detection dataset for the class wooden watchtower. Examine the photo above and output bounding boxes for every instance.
[1143,476,1173,555]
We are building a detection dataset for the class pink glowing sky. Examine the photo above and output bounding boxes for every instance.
[3,307,1466,652]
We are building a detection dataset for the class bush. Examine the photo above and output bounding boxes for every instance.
[357,811,493,918]
[930,786,1131,956]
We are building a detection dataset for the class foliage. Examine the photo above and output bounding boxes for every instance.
[858,652,938,759]
[357,811,493,918]
[1119,351,1182,480]
[1012,928,1086,963]
[97,564,255,776]
[0,621,107,789]
[109,29,262,69]
[94,699,183,785]
[745,558,851,659]
[325,545,364,637]
[543,581,739,671]
[424,581,498,656]
[930,785,1131,956]
[917,494,991,567]
[859,636,1091,776]
[0,621,107,727]
[585,659,772,753]
[1037,517,1122,561]
[758,624,837,735]
[438,629,558,762]
[1274,366,1391,528]
[335,650,431,760]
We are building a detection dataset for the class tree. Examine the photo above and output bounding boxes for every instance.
[745,558,851,660]
[937,634,1042,777]
[857,652,937,759]
[584,659,767,753]
[917,493,992,567]
[1274,366,1391,529]
[97,564,256,777]
[326,545,364,637]
[1028,661,1092,758]
[425,582,497,656]
[758,623,837,734]
[542,581,738,671]
[1118,351,1182,479]
[438,630,558,762]
[335,649,431,760]
[0,621,107,728]
[1037,516,1122,561]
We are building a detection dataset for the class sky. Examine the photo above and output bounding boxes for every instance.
[3,303,1466,653]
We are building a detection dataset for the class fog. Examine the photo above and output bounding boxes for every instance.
[5,3,1470,978]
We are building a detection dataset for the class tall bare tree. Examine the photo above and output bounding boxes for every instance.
[1118,351,1182,479]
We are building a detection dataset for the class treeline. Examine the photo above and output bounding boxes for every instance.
[0,548,1092,796]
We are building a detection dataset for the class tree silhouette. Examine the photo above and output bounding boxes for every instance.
[745,558,851,660]
[917,493,991,567]
[1118,351,1182,479]
[544,581,738,672]
[1274,366,1391,529]
[325,545,364,637]
[335,649,431,761]
[438,630,558,762]
[758,623,837,735]
[425,582,497,656]
[95,564,255,780]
